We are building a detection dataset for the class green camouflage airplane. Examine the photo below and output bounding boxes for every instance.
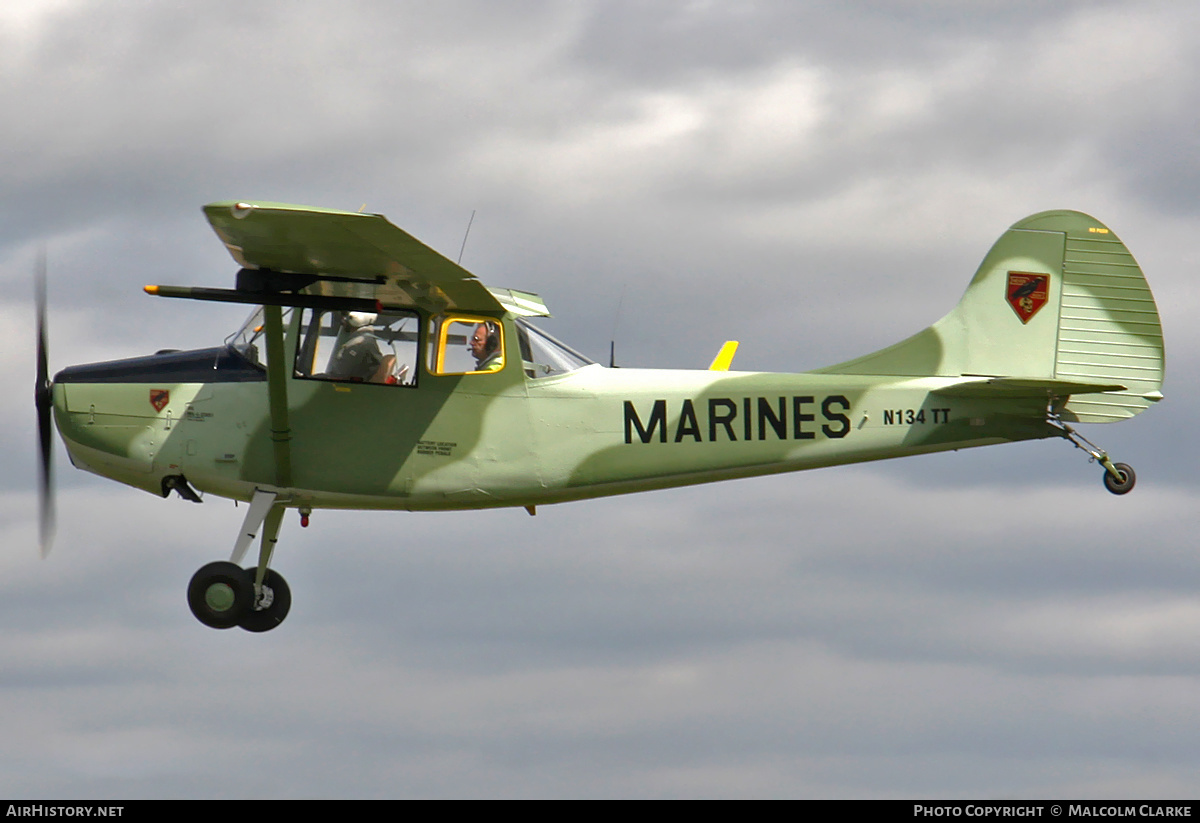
[35,202,1165,632]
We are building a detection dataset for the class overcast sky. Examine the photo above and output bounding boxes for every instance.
[3,0,1199,798]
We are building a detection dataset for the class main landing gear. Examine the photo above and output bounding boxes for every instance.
[188,562,292,632]
[187,489,293,632]
[1048,407,1136,496]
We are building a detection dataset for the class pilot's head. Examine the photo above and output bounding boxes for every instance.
[469,321,499,364]
[343,312,377,330]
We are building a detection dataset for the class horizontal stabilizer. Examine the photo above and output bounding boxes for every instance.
[933,377,1127,399]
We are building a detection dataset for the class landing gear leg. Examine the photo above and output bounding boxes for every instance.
[230,489,278,566]
[1048,407,1136,495]
[240,504,291,633]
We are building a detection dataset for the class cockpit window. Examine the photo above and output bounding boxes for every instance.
[515,318,594,378]
[228,307,590,383]
[294,308,420,386]
[428,316,505,375]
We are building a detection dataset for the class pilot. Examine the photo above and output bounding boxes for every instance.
[469,321,503,372]
[327,312,389,382]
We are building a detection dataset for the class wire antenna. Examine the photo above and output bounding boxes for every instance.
[457,210,476,265]
[609,284,626,368]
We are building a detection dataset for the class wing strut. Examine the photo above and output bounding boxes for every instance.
[262,305,293,488]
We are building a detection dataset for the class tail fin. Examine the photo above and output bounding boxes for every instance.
[815,210,1164,422]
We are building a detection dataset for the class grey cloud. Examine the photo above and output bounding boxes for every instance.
[0,0,1195,798]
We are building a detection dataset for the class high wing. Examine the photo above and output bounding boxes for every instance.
[203,200,505,315]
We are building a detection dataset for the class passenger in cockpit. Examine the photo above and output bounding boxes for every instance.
[328,312,390,382]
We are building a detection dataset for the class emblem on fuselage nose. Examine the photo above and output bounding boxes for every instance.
[1006,272,1049,324]
[150,389,170,413]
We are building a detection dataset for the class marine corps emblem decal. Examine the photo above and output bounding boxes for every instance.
[1006,272,1049,324]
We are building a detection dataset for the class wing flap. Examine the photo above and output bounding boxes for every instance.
[487,287,551,317]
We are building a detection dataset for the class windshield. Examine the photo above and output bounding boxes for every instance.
[515,318,594,378]
[226,307,293,368]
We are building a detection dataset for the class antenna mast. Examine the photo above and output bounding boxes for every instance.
[457,210,476,265]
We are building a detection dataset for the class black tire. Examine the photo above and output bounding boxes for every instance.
[1103,462,1136,495]
[188,561,254,629]
[239,568,291,633]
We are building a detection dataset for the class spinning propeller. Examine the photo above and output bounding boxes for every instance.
[34,251,55,557]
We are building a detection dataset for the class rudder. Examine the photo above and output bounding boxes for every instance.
[1028,211,1164,422]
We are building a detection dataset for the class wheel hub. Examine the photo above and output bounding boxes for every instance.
[205,582,236,612]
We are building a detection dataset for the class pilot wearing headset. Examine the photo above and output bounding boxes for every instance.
[468,321,504,372]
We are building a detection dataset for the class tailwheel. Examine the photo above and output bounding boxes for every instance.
[1048,408,1138,496]
[1103,462,1136,495]
[239,568,291,633]
[188,561,254,629]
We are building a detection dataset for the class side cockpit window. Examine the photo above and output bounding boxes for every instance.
[428,316,505,375]
[294,308,419,386]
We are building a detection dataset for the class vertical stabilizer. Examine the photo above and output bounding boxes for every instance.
[815,210,1164,422]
